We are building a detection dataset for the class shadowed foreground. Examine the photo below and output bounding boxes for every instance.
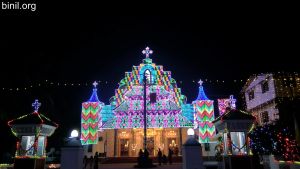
[98,163,182,169]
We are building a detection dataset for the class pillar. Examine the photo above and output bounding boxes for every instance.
[60,138,84,169]
[179,128,182,155]
[182,135,204,169]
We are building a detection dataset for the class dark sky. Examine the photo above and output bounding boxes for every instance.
[0,6,297,157]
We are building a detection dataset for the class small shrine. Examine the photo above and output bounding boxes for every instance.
[8,99,58,169]
[213,108,256,169]
[213,108,255,155]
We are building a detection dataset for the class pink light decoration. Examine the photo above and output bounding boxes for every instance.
[218,95,236,116]
[218,99,230,116]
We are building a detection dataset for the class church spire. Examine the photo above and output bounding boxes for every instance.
[88,81,100,102]
[195,79,209,101]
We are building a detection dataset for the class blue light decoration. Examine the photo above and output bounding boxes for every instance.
[195,80,209,100]
[32,99,41,112]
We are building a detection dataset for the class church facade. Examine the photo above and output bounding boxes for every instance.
[80,47,217,157]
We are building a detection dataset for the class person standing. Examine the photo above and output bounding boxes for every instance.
[162,154,167,165]
[138,149,143,157]
[174,145,179,156]
[137,149,144,166]
[83,155,88,169]
[144,149,149,159]
[89,155,94,169]
[157,148,162,166]
[94,152,99,169]
[168,148,173,165]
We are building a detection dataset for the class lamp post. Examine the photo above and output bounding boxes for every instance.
[143,70,147,151]
[141,46,154,152]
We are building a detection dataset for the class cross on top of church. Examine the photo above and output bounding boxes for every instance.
[93,81,98,88]
[229,95,236,108]
[32,99,41,112]
[142,47,153,58]
[198,79,203,86]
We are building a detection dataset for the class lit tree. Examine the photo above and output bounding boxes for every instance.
[249,123,299,161]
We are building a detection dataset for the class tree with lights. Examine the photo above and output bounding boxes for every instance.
[249,122,299,161]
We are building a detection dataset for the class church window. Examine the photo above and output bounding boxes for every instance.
[145,69,151,84]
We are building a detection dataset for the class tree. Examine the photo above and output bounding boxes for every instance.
[249,123,299,161]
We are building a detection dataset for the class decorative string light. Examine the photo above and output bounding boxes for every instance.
[249,123,299,161]
[0,78,269,92]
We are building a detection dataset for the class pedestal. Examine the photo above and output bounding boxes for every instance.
[182,137,204,169]
[61,147,83,169]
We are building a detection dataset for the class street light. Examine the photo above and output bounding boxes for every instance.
[143,70,148,151]
[143,69,156,151]
[70,129,79,138]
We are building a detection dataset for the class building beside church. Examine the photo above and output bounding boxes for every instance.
[242,72,300,144]
[242,73,300,126]
[80,47,218,157]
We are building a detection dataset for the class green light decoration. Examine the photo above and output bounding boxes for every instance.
[193,80,216,143]
[80,82,104,145]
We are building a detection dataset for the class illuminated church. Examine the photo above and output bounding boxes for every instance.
[80,47,218,157]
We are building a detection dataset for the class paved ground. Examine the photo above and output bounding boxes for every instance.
[98,163,182,169]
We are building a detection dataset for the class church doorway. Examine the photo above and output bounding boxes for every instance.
[167,138,179,156]
[146,137,155,156]
[120,139,129,157]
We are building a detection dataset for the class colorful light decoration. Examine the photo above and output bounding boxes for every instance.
[249,123,299,161]
[80,81,104,145]
[7,99,58,158]
[81,48,234,145]
[193,80,216,143]
[112,53,185,108]
[217,95,236,116]
[217,99,230,116]
[101,47,193,129]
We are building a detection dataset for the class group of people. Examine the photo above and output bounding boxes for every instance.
[83,148,175,168]
[137,147,174,166]
[137,149,152,167]
[83,152,99,169]
[157,148,174,165]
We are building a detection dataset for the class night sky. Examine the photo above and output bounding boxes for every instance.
[0,7,297,158]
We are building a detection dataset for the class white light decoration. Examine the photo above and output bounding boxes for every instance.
[187,128,195,136]
[142,47,153,58]
[70,129,79,138]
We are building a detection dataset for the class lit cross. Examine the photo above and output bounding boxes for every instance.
[198,79,203,86]
[142,47,153,58]
[229,95,236,109]
[32,99,41,112]
[93,81,98,88]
